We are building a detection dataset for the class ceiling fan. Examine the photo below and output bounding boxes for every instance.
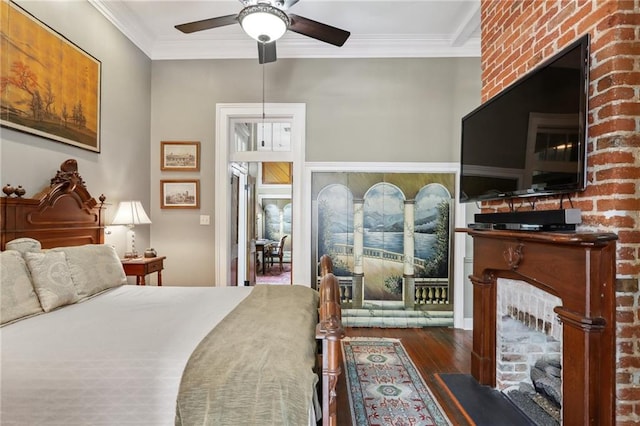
[174,0,350,64]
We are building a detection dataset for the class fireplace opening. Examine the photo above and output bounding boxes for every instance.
[497,279,562,425]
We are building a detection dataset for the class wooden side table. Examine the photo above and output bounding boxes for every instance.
[121,256,166,286]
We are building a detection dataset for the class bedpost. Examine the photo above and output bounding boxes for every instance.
[317,255,344,426]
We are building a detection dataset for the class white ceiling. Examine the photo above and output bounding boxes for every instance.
[89,0,481,60]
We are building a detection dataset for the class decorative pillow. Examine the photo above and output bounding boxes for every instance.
[0,250,44,325]
[5,238,42,254]
[53,244,126,300]
[24,250,79,312]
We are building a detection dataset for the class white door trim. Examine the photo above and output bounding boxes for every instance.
[215,103,306,286]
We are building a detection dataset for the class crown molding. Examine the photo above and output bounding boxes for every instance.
[91,0,481,60]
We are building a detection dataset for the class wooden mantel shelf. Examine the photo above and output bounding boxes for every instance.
[459,228,617,426]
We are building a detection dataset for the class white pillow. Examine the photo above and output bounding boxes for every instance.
[0,250,43,325]
[52,244,126,300]
[5,237,42,254]
[24,251,79,312]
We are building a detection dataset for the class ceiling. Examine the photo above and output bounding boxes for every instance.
[89,0,481,61]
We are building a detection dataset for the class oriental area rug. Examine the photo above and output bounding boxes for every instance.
[342,337,452,426]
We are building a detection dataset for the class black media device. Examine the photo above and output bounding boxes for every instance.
[459,35,590,205]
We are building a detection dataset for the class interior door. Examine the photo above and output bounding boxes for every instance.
[245,175,257,285]
[229,173,239,286]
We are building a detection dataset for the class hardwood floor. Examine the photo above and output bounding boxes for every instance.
[335,327,474,426]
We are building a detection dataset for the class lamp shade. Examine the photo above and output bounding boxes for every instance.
[238,4,289,43]
[111,201,152,226]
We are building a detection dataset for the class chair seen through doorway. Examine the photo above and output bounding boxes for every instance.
[267,235,287,272]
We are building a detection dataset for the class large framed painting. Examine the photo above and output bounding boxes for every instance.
[0,1,101,152]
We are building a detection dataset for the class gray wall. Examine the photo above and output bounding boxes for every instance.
[0,0,481,296]
[150,57,481,286]
[1,0,152,258]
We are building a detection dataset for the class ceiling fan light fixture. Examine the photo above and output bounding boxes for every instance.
[238,4,289,43]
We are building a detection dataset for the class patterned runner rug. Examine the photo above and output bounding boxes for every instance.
[342,337,452,426]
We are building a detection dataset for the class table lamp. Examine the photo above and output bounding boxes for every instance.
[111,201,152,258]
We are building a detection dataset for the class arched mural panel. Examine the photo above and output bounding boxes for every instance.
[317,184,353,276]
[414,183,451,278]
[311,170,455,309]
[363,183,405,301]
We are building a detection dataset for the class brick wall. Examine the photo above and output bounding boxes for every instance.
[479,1,640,424]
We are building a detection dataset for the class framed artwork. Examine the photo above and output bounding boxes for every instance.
[161,141,200,171]
[0,1,101,152]
[161,179,200,209]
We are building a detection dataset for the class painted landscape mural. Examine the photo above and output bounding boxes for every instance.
[312,171,454,302]
[263,199,291,249]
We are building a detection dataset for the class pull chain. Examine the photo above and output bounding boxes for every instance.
[261,63,265,147]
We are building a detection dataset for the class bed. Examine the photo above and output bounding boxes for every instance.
[0,159,344,425]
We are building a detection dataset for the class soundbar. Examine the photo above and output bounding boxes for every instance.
[474,209,581,225]
[468,222,576,232]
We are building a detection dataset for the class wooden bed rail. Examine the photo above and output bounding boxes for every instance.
[317,255,344,426]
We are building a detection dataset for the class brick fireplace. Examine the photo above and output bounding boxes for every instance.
[496,279,563,391]
[479,1,640,423]
[466,229,617,425]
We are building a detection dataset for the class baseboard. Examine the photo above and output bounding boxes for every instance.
[463,317,473,330]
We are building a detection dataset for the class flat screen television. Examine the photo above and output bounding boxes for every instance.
[460,34,590,203]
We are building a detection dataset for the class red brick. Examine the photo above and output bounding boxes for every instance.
[618,310,637,323]
[590,87,637,109]
[616,294,636,306]
[588,151,636,166]
[597,198,640,211]
[596,72,640,92]
[559,2,594,33]
[596,166,640,181]
[595,42,640,64]
[618,324,640,338]
[576,2,618,33]
[590,57,635,81]
[589,118,637,137]
[580,182,637,197]
[592,26,638,49]
[582,214,636,228]
[597,102,640,120]
[617,371,634,384]
[596,134,640,149]
[617,262,640,275]
[617,386,640,400]
[618,247,639,261]
[618,229,640,243]
[616,402,634,417]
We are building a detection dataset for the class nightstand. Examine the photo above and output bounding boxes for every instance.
[121,256,166,286]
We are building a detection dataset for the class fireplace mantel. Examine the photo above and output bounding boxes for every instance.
[462,229,617,426]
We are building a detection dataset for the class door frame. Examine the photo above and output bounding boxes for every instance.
[215,103,306,286]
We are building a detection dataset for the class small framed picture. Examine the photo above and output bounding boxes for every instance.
[161,141,200,171]
[161,179,200,209]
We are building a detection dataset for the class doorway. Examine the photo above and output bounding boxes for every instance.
[234,161,292,286]
[255,164,292,285]
[215,103,306,287]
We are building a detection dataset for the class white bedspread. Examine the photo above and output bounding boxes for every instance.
[0,285,252,425]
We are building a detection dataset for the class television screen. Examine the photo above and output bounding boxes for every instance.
[460,34,590,203]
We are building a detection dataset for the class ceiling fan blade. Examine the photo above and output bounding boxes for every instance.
[258,41,277,64]
[175,14,238,34]
[288,14,350,47]
[280,0,300,9]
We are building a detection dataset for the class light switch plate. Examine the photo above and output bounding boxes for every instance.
[199,215,210,225]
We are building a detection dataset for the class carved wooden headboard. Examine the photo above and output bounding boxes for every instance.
[0,159,106,250]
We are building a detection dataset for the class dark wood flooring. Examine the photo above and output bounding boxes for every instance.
[336,327,474,426]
